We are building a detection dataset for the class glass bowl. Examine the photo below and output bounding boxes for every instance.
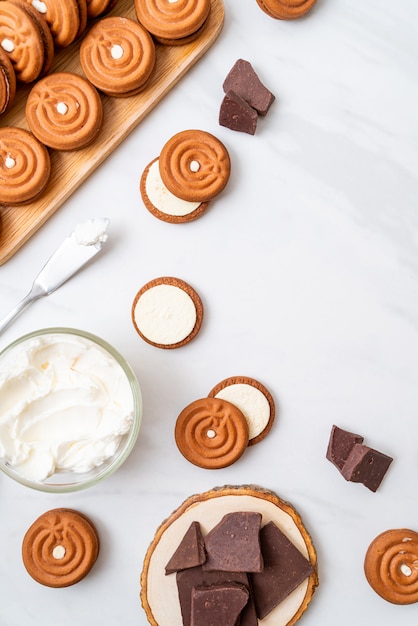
[0,327,142,493]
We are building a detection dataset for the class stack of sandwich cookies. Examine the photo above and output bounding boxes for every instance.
[255,0,318,20]
[140,129,230,222]
[0,0,54,83]
[26,72,103,150]
[134,0,211,45]
[80,16,156,97]
[0,48,16,116]
[0,127,51,204]
[25,0,88,47]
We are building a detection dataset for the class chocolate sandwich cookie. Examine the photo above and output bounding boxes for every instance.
[208,376,275,446]
[80,16,156,97]
[140,158,210,223]
[26,0,88,47]
[132,276,203,349]
[364,528,418,604]
[256,0,318,20]
[159,130,230,203]
[0,48,16,115]
[174,397,249,469]
[134,0,211,45]
[26,72,103,150]
[22,508,100,588]
[0,0,54,83]
[0,127,51,204]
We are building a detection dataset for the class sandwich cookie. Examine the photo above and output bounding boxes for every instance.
[132,276,203,349]
[140,157,210,223]
[159,129,230,203]
[174,397,249,469]
[208,376,275,446]
[0,48,16,115]
[364,528,418,604]
[80,16,156,97]
[26,0,88,47]
[86,0,119,18]
[26,72,103,150]
[22,508,100,587]
[0,127,51,204]
[255,0,317,19]
[134,0,211,45]
[0,0,54,83]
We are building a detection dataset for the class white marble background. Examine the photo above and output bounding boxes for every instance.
[1,0,418,623]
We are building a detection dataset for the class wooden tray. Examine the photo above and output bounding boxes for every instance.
[0,0,224,265]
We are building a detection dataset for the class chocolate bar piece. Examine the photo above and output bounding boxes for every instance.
[219,90,258,135]
[165,521,206,574]
[191,583,249,626]
[326,425,364,472]
[341,444,393,492]
[250,521,314,620]
[203,511,263,573]
[223,59,275,116]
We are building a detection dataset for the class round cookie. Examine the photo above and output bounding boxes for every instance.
[141,485,319,626]
[26,72,103,150]
[159,129,231,203]
[26,0,88,47]
[208,376,275,446]
[22,508,100,588]
[0,127,51,204]
[80,16,156,97]
[255,0,317,20]
[132,276,203,349]
[0,0,54,83]
[134,0,210,43]
[0,48,16,116]
[140,157,210,223]
[364,528,418,604]
[174,397,249,469]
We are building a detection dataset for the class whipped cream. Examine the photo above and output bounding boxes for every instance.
[71,217,109,246]
[0,332,135,482]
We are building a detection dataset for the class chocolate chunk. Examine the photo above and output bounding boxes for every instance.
[223,59,275,116]
[250,521,314,620]
[191,583,249,626]
[219,91,258,135]
[340,443,393,492]
[203,511,263,573]
[177,566,252,626]
[165,521,206,574]
[326,424,364,472]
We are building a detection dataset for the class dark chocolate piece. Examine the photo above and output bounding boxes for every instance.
[340,443,393,492]
[326,424,364,472]
[223,59,275,116]
[203,511,263,573]
[191,583,249,626]
[165,521,206,574]
[250,521,314,620]
[176,566,252,626]
[219,91,258,135]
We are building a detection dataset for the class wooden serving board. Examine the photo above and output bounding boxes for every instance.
[0,0,224,265]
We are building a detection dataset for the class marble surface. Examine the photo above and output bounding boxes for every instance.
[1,0,418,623]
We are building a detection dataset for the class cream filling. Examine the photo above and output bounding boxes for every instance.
[214,384,271,441]
[146,160,201,217]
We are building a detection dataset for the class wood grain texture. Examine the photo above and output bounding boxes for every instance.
[0,0,224,265]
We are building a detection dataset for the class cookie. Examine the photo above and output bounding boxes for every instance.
[364,528,418,604]
[86,0,118,18]
[0,0,54,83]
[0,47,16,115]
[140,158,210,223]
[208,376,275,446]
[26,0,88,47]
[80,16,156,97]
[22,508,100,587]
[26,71,103,150]
[174,397,249,469]
[132,276,203,349]
[134,0,211,44]
[159,130,230,203]
[255,0,317,20]
[0,127,51,204]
